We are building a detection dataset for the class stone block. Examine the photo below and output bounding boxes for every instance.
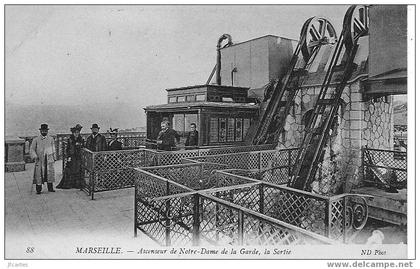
[351,92,363,102]
[5,162,26,173]
[350,138,362,148]
[349,129,361,139]
[5,137,26,173]
[351,101,363,111]
[349,110,361,120]
[349,120,363,130]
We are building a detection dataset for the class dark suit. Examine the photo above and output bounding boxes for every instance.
[185,130,199,148]
[157,128,180,151]
[85,134,107,152]
[108,140,123,151]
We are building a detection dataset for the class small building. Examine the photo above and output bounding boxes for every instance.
[144,35,296,148]
[144,84,259,147]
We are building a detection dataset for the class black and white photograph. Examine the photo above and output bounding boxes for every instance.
[3,3,415,265]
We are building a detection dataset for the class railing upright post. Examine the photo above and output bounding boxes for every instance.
[91,152,96,200]
[192,194,200,246]
[238,210,244,245]
[342,196,347,243]
[259,184,264,214]
[362,147,365,184]
[288,149,292,176]
[62,142,66,179]
[165,181,171,246]
[325,200,331,238]
[134,183,138,237]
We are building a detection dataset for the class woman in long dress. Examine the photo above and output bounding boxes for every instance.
[56,124,84,189]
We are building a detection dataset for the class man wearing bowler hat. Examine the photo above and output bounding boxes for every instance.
[30,124,56,194]
[85,123,107,152]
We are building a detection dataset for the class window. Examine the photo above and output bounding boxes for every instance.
[222,97,234,102]
[196,94,206,101]
[186,95,195,102]
[243,119,250,136]
[210,118,218,142]
[177,96,186,102]
[227,118,235,141]
[235,119,243,141]
[169,97,177,103]
[185,114,198,131]
[208,117,249,143]
[219,118,227,142]
[172,114,185,133]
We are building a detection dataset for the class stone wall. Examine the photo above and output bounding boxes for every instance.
[276,80,394,194]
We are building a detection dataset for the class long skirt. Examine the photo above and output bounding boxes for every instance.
[56,158,83,189]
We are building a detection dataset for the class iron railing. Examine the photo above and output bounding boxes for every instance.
[80,148,156,199]
[134,168,335,246]
[134,167,368,245]
[211,172,370,243]
[78,144,276,199]
[183,148,299,185]
[20,131,146,162]
[362,147,407,190]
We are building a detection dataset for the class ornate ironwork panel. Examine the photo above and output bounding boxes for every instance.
[264,186,328,234]
[243,213,309,245]
[363,148,407,188]
[199,196,240,245]
[135,193,195,246]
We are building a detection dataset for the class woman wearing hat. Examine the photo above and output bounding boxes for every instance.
[56,124,85,189]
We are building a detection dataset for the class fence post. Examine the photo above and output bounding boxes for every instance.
[342,196,347,243]
[134,183,138,237]
[238,210,244,245]
[324,200,331,238]
[91,152,96,200]
[361,147,365,184]
[91,172,95,200]
[165,181,171,246]
[288,149,292,176]
[192,194,200,246]
[62,141,66,179]
[259,184,264,214]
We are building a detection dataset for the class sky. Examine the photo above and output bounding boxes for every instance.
[5,5,350,108]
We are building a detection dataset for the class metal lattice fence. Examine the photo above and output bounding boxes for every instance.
[133,165,336,246]
[77,144,277,199]
[138,163,254,191]
[184,148,299,185]
[134,192,335,247]
[362,147,407,189]
[208,174,370,243]
[80,148,156,199]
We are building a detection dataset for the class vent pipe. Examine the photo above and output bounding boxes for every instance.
[216,34,232,85]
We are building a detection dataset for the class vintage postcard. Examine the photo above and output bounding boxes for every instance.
[3,3,415,267]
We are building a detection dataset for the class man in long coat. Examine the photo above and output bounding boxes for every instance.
[85,123,107,152]
[30,124,56,194]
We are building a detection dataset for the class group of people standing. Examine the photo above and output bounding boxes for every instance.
[30,120,198,194]
[30,123,123,194]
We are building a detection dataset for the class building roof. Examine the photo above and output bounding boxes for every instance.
[144,101,259,111]
[220,34,298,49]
[165,84,249,92]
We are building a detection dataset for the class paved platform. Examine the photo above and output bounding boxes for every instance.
[5,161,157,259]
